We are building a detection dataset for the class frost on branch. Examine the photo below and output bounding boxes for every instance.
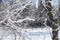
[0,0,59,40]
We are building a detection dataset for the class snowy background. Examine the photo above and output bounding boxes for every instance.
[0,0,59,40]
[0,28,60,40]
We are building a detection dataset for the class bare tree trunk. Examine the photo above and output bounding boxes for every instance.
[52,29,59,40]
[45,0,59,40]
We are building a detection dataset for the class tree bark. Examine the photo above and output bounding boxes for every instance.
[52,29,59,40]
[45,0,59,40]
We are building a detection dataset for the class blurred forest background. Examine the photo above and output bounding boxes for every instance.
[0,0,60,40]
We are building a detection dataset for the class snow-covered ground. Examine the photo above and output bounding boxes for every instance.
[0,27,60,40]
[24,28,52,40]
[24,28,60,40]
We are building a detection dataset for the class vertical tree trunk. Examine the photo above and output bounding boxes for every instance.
[52,29,59,40]
[45,0,59,40]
